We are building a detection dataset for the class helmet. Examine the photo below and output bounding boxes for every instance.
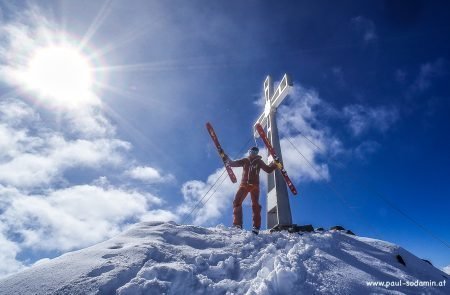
[248,146,259,156]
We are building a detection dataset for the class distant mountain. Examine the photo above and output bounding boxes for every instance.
[0,221,448,294]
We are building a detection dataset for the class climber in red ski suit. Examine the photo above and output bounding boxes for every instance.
[225,146,277,232]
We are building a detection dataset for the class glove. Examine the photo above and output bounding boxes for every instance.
[218,148,228,158]
[273,160,283,169]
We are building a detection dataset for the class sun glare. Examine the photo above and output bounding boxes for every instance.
[24,46,94,108]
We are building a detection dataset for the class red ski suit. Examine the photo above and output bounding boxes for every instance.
[227,155,277,229]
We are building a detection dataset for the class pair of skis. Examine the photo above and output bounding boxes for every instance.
[206,122,297,195]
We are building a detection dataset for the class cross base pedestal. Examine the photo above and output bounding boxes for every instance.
[269,223,314,233]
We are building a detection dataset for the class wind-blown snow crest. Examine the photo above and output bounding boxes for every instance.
[0,222,448,294]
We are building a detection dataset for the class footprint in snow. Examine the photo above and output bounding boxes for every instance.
[102,253,118,259]
[108,244,123,249]
[86,264,115,277]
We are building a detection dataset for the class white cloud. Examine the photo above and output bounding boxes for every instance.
[63,107,116,138]
[140,209,179,222]
[0,183,165,252]
[343,104,398,136]
[402,59,446,100]
[413,59,445,92]
[0,99,39,126]
[0,101,130,188]
[277,85,343,181]
[0,179,178,278]
[0,97,174,277]
[280,136,330,182]
[354,140,381,160]
[126,166,174,183]
[351,16,377,43]
[443,265,450,275]
[178,168,241,226]
[0,99,42,161]
[278,86,322,133]
[0,136,130,187]
[0,225,25,278]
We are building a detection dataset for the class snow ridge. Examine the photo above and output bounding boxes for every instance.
[0,222,448,294]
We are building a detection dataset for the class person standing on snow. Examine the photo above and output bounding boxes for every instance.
[224,146,279,234]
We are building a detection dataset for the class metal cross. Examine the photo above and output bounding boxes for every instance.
[254,74,294,229]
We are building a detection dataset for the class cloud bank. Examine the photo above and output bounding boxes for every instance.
[0,8,175,278]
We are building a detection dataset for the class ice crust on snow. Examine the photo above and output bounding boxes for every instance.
[0,221,448,294]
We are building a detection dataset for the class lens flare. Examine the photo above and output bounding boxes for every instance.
[23,45,95,108]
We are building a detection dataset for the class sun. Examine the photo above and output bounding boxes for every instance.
[23,45,95,108]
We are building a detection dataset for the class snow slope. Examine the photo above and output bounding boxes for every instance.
[0,221,448,294]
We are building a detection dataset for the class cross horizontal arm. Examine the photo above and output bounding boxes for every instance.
[253,74,293,138]
[270,74,293,109]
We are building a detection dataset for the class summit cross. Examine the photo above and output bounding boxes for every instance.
[254,74,294,230]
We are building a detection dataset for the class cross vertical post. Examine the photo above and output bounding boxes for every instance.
[254,74,294,230]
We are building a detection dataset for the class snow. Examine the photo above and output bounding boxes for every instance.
[0,221,448,294]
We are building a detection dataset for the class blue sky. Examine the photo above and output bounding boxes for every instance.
[0,0,449,276]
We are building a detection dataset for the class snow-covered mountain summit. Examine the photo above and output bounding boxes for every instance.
[0,221,448,294]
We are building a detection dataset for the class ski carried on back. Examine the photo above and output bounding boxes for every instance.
[255,123,298,195]
[206,122,237,183]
